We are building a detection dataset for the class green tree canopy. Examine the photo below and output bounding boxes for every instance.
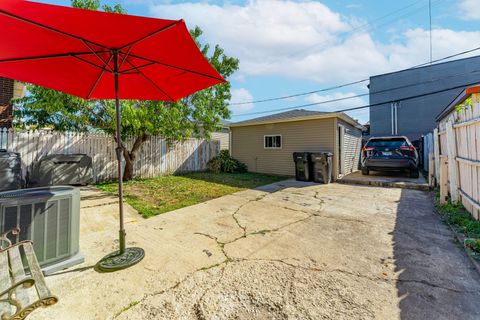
[15,0,239,180]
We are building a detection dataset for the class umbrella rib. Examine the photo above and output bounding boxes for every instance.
[118,20,182,51]
[118,46,133,71]
[127,53,224,82]
[119,62,156,74]
[0,9,109,50]
[72,55,111,71]
[82,40,114,73]
[86,55,114,99]
[123,60,175,101]
[0,51,108,63]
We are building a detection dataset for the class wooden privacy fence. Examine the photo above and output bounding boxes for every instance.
[432,91,480,220]
[0,128,220,183]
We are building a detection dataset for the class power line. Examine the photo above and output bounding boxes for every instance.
[413,46,480,69]
[230,47,480,106]
[287,0,432,58]
[230,78,369,106]
[329,80,479,114]
[229,0,461,106]
[231,68,480,117]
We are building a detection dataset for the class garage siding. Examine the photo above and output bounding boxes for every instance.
[339,120,362,175]
[231,118,335,176]
[211,131,229,150]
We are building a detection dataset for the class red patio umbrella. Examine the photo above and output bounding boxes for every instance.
[0,0,225,271]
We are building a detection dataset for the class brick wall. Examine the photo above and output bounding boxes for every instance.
[0,77,14,128]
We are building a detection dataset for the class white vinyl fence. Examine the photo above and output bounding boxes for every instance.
[0,128,220,183]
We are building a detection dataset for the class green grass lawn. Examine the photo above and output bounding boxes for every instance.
[97,172,287,218]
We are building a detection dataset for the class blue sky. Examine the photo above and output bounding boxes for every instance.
[37,0,480,124]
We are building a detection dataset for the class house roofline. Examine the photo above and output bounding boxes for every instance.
[230,112,365,130]
[370,55,480,81]
[436,85,480,121]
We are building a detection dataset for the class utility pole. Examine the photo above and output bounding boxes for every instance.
[429,0,433,63]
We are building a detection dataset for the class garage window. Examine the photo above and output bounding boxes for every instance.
[264,135,282,149]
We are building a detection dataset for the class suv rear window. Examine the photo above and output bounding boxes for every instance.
[366,138,407,148]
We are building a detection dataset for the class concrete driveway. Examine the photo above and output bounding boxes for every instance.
[32,181,480,320]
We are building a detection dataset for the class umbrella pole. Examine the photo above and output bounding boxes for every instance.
[114,53,126,255]
[96,50,145,272]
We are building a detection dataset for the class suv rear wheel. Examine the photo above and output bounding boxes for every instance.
[361,167,369,175]
[409,169,419,178]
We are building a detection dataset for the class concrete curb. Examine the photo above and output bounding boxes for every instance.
[338,178,431,191]
[448,227,480,275]
[433,202,480,275]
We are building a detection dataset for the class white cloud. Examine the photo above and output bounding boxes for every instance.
[150,0,353,79]
[229,88,255,114]
[150,0,480,84]
[459,0,480,20]
[346,4,362,9]
[384,28,480,71]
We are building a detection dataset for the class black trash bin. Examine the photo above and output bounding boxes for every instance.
[293,152,311,181]
[0,150,22,191]
[309,152,333,184]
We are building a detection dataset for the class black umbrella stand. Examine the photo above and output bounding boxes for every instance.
[96,51,145,272]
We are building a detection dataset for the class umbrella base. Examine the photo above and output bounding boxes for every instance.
[96,247,145,272]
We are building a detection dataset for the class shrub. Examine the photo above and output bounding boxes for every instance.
[465,239,480,252]
[207,157,222,174]
[207,150,248,173]
[436,197,480,253]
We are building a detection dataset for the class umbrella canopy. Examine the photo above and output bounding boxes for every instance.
[0,0,226,272]
[0,0,225,100]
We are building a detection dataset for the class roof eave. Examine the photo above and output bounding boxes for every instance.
[231,112,365,130]
[436,85,480,121]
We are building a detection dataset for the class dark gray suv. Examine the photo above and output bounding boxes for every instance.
[361,136,419,178]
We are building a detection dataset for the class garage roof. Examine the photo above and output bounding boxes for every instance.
[230,109,365,130]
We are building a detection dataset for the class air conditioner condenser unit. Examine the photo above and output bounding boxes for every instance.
[0,186,84,275]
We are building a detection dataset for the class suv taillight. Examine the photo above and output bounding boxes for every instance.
[363,146,375,151]
[400,146,415,151]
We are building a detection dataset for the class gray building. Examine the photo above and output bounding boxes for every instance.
[369,55,480,141]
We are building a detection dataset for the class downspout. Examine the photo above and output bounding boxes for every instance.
[394,102,398,135]
[391,103,394,135]
[333,118,339,181]
[229,128,232,155]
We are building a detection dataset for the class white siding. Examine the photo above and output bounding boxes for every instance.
[211,131,229,150]
[339,120,362,176]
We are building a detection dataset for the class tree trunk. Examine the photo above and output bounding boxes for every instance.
[122,134,149,182]
[123,154,135,181]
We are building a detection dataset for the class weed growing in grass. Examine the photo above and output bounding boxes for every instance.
[436,196,480,254]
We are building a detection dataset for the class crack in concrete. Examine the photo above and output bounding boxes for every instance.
[117,188,476,318]
[236,257,388,283]
[396,279,480,294]
[81,200,119,209]
[230,194,270,239]
[193,265,227,320]
[113,256,229,319]
[235,257,480,294]
[205,191,326,246]
[114,192,331,318]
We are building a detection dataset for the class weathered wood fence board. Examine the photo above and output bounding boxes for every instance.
[435,93,480,220]
[0,128,220,183]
